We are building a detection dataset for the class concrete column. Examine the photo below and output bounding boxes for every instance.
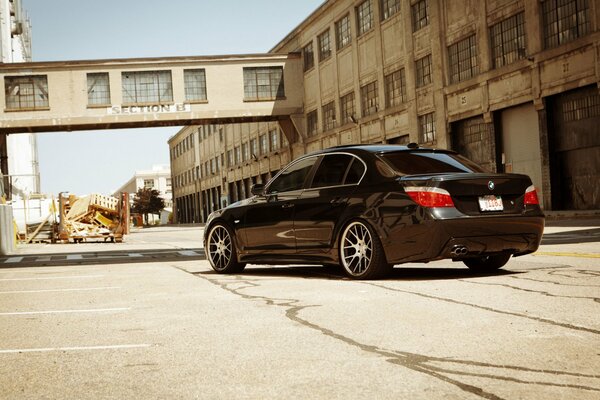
[0,204,15,255]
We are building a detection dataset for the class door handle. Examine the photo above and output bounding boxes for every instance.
[282,203,294,209]
[330,197,345,206]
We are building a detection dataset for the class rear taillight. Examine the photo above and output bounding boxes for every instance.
[524,185,540,206]
[404,187,455,208]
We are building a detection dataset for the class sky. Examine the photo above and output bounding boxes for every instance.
[25,0,323,196]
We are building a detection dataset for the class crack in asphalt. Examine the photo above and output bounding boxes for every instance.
[508,275,600,288]
[176,267,600,399]
[457,279,600,304]
[364,282,600,335]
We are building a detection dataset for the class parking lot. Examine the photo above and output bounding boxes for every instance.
[1,224,599,399]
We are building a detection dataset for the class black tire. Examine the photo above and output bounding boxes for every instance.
[339,220,390,280]
[205,223,246,274]
[463,253,511,271]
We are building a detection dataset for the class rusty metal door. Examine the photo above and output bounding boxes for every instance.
[451,115,497,173]
[549,86,600,210]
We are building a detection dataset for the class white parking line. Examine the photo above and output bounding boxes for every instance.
[36,256,52,262]
[128,253,143,257]
[179,250,200,256]
[66,255,83,260]
[0,287,120,294]
[4,257,23,263]
[0,275,103,282]
[0,344,151,354]
[0,307,130,316]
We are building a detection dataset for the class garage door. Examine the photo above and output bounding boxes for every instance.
[549,86,600,210]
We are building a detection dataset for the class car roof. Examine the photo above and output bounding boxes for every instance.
[316,144,455,155]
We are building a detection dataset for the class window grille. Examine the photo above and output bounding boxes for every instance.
[360,81,378,117]
[384,68,406,108]
[322,101,336,131]
[415,54,432,87]
[380,0,400,21]
[122,70,173,104]
[542,0,590,49]
[307,110,318,136]
[418,112,436,143]
[4,75,49,110]
[448,34,478,83]
[318,30,332,61]
[336,14,352,50]
[411,0,429,32]
[243,67,285,101]
[184,69,207,102]
[356,0,373,36]
[87,73,110,105]
[340,92,355,124]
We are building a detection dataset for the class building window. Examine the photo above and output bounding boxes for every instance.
[307,110,318,137]
[235,146,241,165]
[242,142,249,162]
[143,179,155,189]
[384,68,406,108]
[4,75,49,110]
[356,0,373,36]
[490,13,526,69]
[335,14,352,50]
[340,91,355,125]
[418,112,435,143]
[380,0,400,21]
[448,34,478,84]
[542,0,589,49]
[415,54,432,88]
[87,73,110,106]
[318,29,332,61]
[184,69,207,102]
[360,81,378,117]
[562,93,600,122]
[322,101,336,131]
[411,0,429,32]
[303,41,315,72]
[250,138,258,158]
[243,67,285,101]
[122,70,173,104]
[260,134,269,155]
[227,150,234,167]
[270,129,279,151]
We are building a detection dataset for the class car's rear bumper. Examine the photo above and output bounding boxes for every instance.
[380,212,545,264]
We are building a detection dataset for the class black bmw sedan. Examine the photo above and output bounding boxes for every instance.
[203,144,545,279]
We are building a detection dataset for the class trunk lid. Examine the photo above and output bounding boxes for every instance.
[399,173,533,215]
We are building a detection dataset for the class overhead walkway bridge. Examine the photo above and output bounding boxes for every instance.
[0,53,304,137]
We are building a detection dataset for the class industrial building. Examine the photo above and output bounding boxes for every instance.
[170,0,600,223]
[0,0,39,199]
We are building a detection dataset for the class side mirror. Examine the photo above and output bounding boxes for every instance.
[251,183,265,196]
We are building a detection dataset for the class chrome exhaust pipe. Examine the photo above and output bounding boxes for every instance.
[451,245,468,257]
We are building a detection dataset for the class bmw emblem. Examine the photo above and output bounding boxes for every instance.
[488,181,495,191]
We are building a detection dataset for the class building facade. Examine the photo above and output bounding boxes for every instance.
[113,164,173,209]
[0,0,40,199]
[170,0,600,222]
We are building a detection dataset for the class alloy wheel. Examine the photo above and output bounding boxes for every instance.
[208,225,233,271]
[341,221,374,276]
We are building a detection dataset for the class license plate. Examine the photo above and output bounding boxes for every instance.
[478,195,503,212]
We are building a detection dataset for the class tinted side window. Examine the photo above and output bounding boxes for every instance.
[268,157,317,193]
[382,151,487,175]
[310,154,353,188]
[344,158,366,184]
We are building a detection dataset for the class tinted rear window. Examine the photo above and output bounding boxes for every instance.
[381,151,487,175]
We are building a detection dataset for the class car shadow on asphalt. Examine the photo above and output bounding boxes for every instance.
[198,265,522,281]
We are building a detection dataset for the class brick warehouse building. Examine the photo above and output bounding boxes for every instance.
[169,0,600,223]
